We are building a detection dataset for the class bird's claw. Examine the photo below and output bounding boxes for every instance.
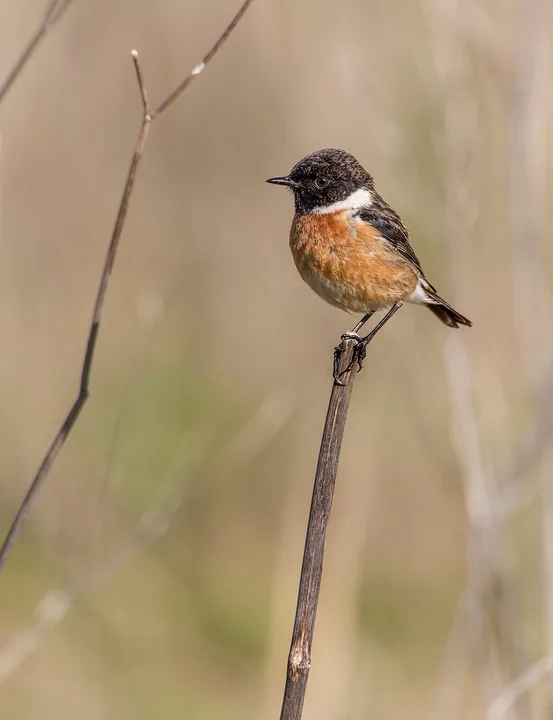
[333,344,347,385]
[333,333,363,385]
[355,339,369,370]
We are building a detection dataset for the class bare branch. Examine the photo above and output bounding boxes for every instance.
[487,655,553,720]
[154,0,255,117]
[0,0,77,107]
[131,49,151,117]
[279,339,359,720]
[0,53,152,572]
[0,0,255,572]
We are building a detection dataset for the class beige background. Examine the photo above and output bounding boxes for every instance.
[0,0,551,718]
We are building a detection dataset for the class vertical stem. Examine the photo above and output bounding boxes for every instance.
[279,339,358,720]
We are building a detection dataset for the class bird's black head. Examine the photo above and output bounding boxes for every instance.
[266,148,374,215]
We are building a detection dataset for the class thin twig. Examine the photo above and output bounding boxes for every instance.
[131,50,150,117]
[0,58,151,573]
[487,655,553,720]
[279,339,360,720]
[153,0,255,117]
[0,0,77,107]
[0,0,255,573]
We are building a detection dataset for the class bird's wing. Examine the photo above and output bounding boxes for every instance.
[357,194,424,275]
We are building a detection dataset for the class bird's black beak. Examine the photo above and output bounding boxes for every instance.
[266,175,298,188]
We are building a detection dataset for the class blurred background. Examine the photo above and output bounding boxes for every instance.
[0,0,552,717]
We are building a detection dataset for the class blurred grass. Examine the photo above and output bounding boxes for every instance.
[0,0,551,718]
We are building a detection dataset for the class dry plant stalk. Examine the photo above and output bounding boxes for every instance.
[0,0,78,105]
[279,338,360,720]
[0,0,255,573]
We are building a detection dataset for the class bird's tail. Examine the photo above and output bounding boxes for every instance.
[427,303,472,328]
[421,280,472,328]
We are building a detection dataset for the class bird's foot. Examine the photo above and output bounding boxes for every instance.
[333,332,361,385]
[354,336,369,369]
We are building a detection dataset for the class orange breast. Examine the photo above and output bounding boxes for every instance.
[289,212,418,313]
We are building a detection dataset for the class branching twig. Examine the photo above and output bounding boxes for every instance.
[154,0,255,117]
[279,339,360,720]
[0,0,255,573]
[487,655,553,720]
[0,0,77,107]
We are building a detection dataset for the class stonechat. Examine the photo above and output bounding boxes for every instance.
[267,148,471,382]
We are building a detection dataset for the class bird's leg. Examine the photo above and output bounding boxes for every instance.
[354,303,403,369]
[334,304,402,384]
[333,312,374,385]
[348,312,375,337]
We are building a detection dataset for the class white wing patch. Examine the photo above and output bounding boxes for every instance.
[408,279,439,305]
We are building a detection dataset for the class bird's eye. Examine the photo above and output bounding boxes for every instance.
[315,176,330,189]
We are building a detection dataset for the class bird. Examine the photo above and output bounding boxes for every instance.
[266,148,471,383]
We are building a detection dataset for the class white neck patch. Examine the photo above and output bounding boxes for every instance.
[312,187,372,214]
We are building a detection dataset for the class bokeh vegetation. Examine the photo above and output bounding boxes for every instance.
[0,0,551,718]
